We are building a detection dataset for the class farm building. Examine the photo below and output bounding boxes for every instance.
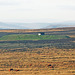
[38,32,45,35]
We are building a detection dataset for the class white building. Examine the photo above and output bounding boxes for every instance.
[38,33,41,36]
[38,32,45,35]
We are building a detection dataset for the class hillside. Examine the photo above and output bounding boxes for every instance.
[0,22,29,29]
[0,27,75,33]
[44,21,75,29]
[0,34,69,41]
[0,27,75,49]
[0,21,75,29]
[0,27,75,75]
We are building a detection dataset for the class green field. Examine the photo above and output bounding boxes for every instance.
[0,34,70,41]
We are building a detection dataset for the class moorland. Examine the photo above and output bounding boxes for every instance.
[0,27,75,75]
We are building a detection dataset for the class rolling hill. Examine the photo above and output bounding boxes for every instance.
[44,21,75,29]
[0,22,29,29]
[0,27,75,75]
[0,21,75,29]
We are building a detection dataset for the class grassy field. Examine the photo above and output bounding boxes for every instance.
[0,34,70,41]
[0,27,75,75]
[0,48,75,75]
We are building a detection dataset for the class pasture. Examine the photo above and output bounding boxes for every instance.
[0,34,69,41]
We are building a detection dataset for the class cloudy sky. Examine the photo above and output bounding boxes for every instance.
[0,0,75,23]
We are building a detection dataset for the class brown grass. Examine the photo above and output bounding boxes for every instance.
[0,27,75,33]
[0,27,75,75]
[68,35,75,38]
[0,47,75,75]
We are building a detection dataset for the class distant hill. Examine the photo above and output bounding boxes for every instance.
[44,21,75,29]
[0,22,29,29]
[0,21,75,29]
[0,22,50,29]
[0,27,75,33]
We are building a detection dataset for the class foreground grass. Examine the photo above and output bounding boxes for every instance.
[0,47,75,75]
[0,34,70,41]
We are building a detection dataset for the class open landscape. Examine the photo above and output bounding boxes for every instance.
[0,27,75,75]
[0,0,75,74]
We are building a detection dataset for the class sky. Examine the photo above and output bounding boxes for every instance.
[0,0,75,23]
